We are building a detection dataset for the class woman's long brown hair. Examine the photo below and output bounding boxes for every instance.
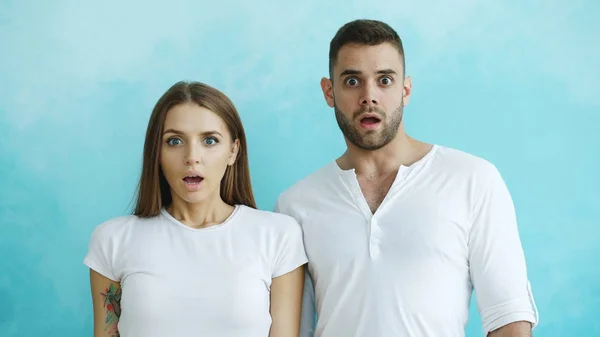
[132,81,256,217]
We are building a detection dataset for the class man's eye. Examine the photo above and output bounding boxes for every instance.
[380,77,393,85]
[345,77,359,86]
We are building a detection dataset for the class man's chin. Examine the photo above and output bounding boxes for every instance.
[347,138,388,151]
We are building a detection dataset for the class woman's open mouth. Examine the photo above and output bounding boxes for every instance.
[182,175,204,191]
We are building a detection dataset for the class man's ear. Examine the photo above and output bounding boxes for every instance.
[402,76,412,106]
[320,77,335,108]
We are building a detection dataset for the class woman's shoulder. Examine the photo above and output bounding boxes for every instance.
[89,213,159,240]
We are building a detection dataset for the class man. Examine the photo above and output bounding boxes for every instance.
[274,19,538,337]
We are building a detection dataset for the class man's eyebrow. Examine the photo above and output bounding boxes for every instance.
[376,69,397,75]
[339,69,398,77]
[339,69,361,77]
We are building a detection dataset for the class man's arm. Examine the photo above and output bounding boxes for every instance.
[488,321,532,337]
[468,164,538,336]
[90,269,121,337]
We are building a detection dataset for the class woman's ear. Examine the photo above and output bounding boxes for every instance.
[228,139,240,166]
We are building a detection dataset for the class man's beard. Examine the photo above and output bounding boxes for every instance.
[334,103,403,151]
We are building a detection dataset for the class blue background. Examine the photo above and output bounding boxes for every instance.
[1,0,598,336]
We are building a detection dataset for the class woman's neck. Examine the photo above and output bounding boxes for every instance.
[167,197,235,229]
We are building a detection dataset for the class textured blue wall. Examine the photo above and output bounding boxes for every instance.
[1,0,599,336]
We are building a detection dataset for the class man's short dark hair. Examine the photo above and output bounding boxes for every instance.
[328,19,405,78]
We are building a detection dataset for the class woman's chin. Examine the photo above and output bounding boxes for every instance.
[172,188,213,205]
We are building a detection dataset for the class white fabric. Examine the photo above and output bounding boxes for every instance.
[275,144,538,337]
[84,204,308,337]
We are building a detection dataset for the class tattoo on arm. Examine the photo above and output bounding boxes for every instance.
[101,283,122,337]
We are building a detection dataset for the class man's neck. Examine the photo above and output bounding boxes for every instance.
[337,132,432,178]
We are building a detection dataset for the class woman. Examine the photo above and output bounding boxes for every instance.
[84,81,307,337]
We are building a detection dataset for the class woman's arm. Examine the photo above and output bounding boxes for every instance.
[90,269,122,337]
[269,265,305,337]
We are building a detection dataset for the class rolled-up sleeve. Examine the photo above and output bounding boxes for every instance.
[468,165,539,335]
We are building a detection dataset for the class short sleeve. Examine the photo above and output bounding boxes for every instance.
[272,216,308,278]
[83,221,120,282]
[468,165,539,334]
[273,193,290,216]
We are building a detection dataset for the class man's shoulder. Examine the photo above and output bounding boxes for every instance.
[276,161,337,208]
[433,145,500,179]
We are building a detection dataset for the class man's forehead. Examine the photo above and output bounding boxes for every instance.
[335,43,403,74]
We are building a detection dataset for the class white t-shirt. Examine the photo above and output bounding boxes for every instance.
[275,145,538,337]
[84,204,308,337]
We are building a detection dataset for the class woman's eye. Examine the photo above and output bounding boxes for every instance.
[167,138,182,146]
[345,77,359,86]
[204,137,218,145]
